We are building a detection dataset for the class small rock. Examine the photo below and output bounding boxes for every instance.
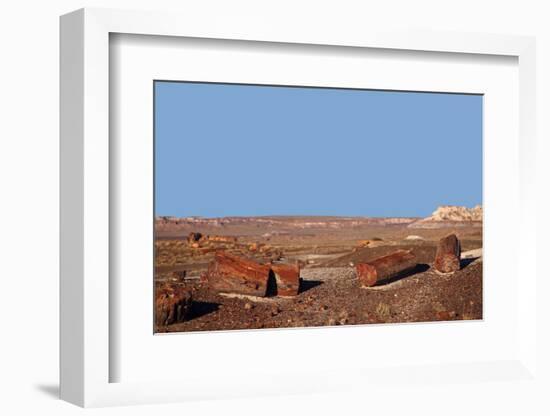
[338,311,349,325]
[244,302,253,310]
[436,310,456,321]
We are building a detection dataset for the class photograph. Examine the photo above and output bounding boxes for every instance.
[153,81,483,333]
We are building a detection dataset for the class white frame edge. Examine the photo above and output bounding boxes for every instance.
[60,7,537,407]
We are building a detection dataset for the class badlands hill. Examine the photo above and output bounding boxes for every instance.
[408,205,482,228]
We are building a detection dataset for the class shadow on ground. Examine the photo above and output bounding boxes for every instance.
[299,279,323,294]
[461,257,480,268]
[34,384,59,399]
[187,301,219,320]
[376,263,431,286]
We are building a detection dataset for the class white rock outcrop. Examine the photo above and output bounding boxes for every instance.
[409,205,482,228]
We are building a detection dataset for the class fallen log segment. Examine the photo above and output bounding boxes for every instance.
[155,283,192,326]
[270,263,300,296]
[356,249,417,287]
[204,252,271,297]
[433,234,461,274]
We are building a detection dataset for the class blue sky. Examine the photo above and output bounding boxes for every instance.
[154,81,482,218]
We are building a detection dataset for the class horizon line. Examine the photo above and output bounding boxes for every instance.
[158,214,420,220]
[155,204,482,220]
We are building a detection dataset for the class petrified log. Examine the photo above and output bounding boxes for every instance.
[433,234,461,273]
[356,249,417,287]
[204,252,271,296]
[271,263,300,296]
[155,283,192,326]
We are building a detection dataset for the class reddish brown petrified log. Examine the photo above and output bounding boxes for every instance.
[433,234,461,273]
[271,263,300,296]
[356,249,417,287]
[204,252,271,296]
[155,283,192,326]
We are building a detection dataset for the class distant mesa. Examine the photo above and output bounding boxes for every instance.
[408,205,482,228]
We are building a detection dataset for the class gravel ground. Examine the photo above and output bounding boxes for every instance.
[156,258,482,333]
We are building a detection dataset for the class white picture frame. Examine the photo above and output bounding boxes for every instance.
[60,7,538,408]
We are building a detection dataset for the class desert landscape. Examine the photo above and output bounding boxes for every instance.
[154,205,483,333]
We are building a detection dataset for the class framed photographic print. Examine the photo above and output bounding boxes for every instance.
[60,7,539,409]
[153,80,483,333]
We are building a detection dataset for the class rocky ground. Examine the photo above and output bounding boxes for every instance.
[154,213,483,333]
